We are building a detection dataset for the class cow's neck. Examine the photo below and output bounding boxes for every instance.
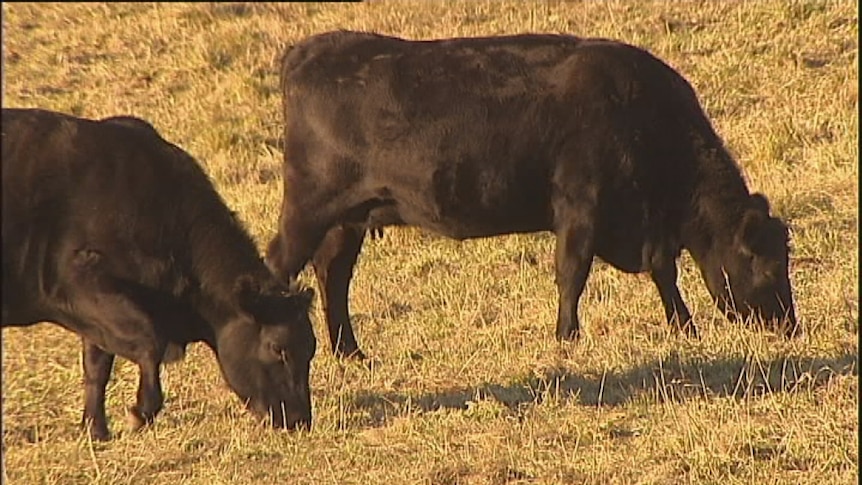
[184,206,272,339]
[682,137,751,266]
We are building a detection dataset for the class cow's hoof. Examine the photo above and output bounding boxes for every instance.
[782,322,803,339]
[125,407,152,432]
[335,347,366,360]
[682,324,700,340]
[555,329,580,343]
[82,420,111,442]
[90,428,111,442]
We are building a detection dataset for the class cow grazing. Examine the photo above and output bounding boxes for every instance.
[265,31,798,360]
[2,108,317,441]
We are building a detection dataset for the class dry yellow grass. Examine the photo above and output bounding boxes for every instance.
[1,2,857,484]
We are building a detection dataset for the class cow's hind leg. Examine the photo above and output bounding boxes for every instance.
[312,225,366,359]
[81,338,115,441]
[554,215,597,342]
[649,257,698,337]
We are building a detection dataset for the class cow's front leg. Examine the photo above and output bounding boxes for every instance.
[649,260,698,337]
[312,225,367,359]
[69,249,167,434]
[126,352,163,432]
[554,221,596,342]
[81,338,115,441]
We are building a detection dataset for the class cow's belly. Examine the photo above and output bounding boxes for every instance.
[369,157,553,240]
[419,214,551,240]
[367,204,550,240]
[594,208,679,274]
[595,236,648,273]
[378,188,552,241]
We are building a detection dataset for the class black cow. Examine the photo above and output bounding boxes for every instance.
[2,108,317,440]
[265,31,798,360]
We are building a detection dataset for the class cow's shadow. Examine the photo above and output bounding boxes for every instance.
[348,348,858,427]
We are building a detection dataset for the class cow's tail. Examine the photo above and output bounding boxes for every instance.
[279,44,295,92]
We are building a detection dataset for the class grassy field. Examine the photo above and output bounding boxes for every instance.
[1,1,857,484]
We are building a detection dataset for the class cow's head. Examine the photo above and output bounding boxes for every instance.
[216,275,316,430]
[702,193,798,336]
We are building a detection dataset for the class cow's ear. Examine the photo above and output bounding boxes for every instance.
[749,193,771,215]
[292,286,315,310]
[735,208,767,257]
[234,274,261,312]
[280,286,314,315]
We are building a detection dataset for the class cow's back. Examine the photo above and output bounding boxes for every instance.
[279,32,727,244]
[3,109,181,252]
[1,109,223,323]
[281,33,589,237]
[3,109,89,319]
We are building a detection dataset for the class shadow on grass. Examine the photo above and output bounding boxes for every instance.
[350,349,858,427]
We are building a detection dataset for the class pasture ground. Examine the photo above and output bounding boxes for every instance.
[1,2,858,484]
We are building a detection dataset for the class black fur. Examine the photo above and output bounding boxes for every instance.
[2,108,317,440]
[263,31,799,359]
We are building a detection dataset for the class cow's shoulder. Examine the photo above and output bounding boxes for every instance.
[100,115,160,137]
[2,108,82,148]
[282,30,385,75]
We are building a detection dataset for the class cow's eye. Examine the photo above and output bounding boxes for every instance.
[266,342,286,360]
[762,269,777,284]
[277,348,291,364]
